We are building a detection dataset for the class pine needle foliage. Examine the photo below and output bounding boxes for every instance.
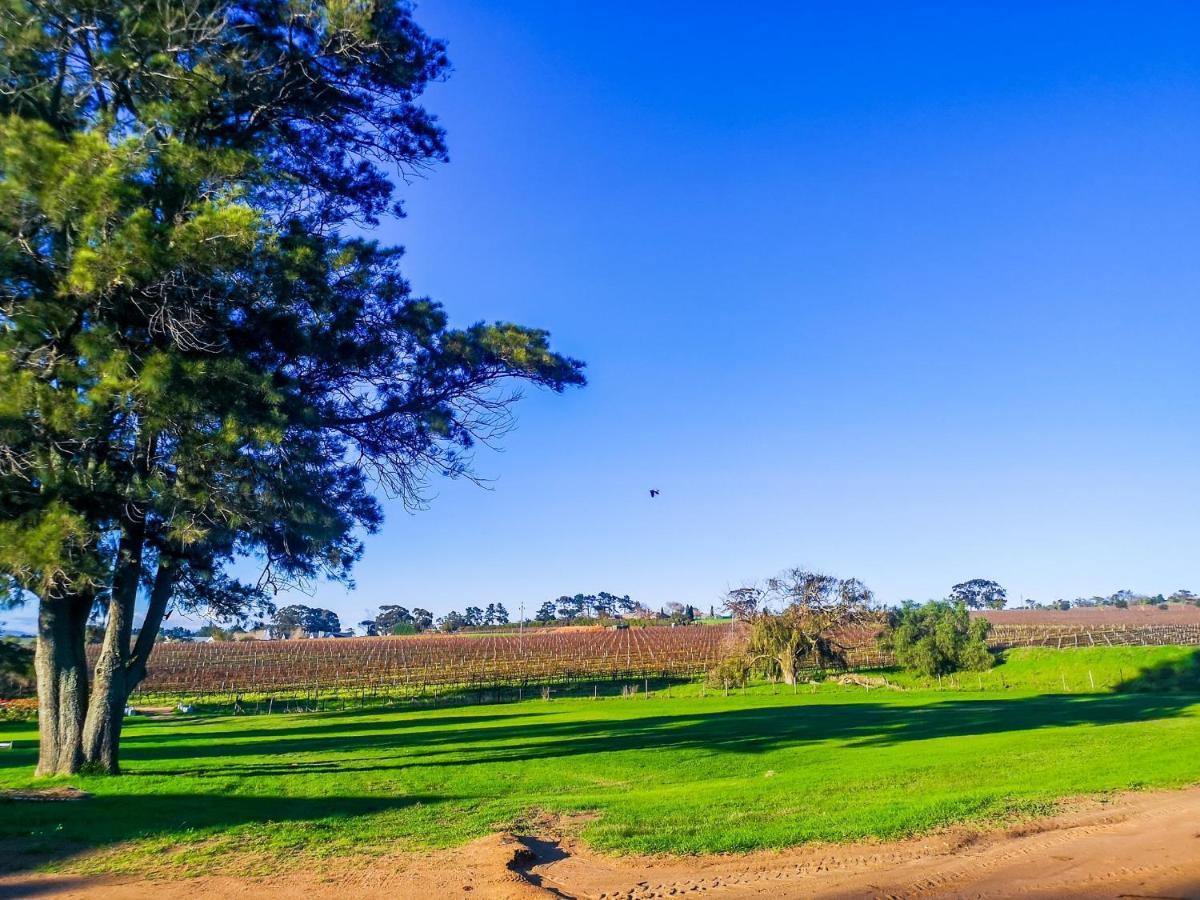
[0,0,585,774]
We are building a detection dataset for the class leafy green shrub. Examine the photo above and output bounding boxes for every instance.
[879,601,992,677]
[706,655,751,690]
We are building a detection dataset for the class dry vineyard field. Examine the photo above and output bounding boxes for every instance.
[110,609,1200,706]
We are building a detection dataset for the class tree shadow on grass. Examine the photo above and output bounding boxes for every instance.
[107,653,1200,772]
[115,709,539,745]
[1116,647,1200,692]
[0,791,442,875]
[118,686,1200,779]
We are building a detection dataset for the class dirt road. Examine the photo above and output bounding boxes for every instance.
[3,786,1199,899]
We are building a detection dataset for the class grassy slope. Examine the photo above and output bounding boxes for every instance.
[880,644,1200,692]
[0,646,1198,874]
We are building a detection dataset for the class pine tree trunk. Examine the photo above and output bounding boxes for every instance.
[35,596,91,777]
[82,556,177,774]
[81,636,128,774]
[80,520,143,774]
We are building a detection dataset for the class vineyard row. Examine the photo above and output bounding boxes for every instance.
[111,621,1200,701]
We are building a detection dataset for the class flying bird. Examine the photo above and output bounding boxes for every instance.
[649,489,660,498]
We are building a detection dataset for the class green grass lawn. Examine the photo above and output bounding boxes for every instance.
[2,646,1199,875]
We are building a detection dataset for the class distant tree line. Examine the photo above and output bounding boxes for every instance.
[159,605,345,641]
[178,593,683,639]
[157,623,266,642]
[1029,589,1199,611]
[434,604,509,632]
[903,580,1200,613]
[536,593,638,622]
[528,594,706,625]
[272,606,343,639]
[360,605,436,635]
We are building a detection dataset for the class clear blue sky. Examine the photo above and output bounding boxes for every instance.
[10,2,1196,634]
[332,0,1200,623]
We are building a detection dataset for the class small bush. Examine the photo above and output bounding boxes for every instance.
[706,655,750,690]
[879,601,993,677]
[0,697,37,721]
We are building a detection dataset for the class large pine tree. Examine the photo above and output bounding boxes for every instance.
[0,0,584,775]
